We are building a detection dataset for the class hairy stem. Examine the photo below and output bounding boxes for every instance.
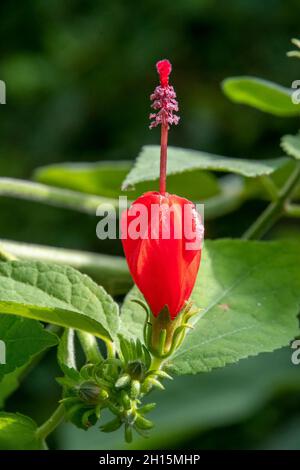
[0,177,118,213]
[0,176,258,222]
[77,331,103,363]
[36,404,65,441]
[105,340,116,359]
[285,202,300,218]
[243,161,300,240]
[259,175,280,201]
[0,239,132,296]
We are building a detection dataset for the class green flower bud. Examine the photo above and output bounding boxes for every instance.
[78,381,102,405]
[115,374,131,389]
[99,389,109,400]
[152,370,173,380]
[101,417,122,433]
[121,390,131,410]
[127,361,146,381]
[125,424,133,443]
[135,415,154,430]
[138,402,156,414]
[130,379,141,399]
[143,377,165,392]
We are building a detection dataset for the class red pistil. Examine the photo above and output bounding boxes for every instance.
[156,59,172,87]
[149,59,180,194]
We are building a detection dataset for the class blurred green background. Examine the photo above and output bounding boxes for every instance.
[1,0,300,450]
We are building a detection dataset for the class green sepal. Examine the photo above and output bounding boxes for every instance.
[115,374,131,389]
[130,380,141,399]
[135,415,154,430]
[124,424,133,443]
[101,417,122,433]
[145,302,199,358]
[138,403,156,414]
[121,391,131,410]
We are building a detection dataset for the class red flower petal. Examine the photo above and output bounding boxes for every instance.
[121,191,203,319]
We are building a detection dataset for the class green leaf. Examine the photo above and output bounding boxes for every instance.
[222,76,299,116]
[34,161,133,198]
[0,412,44,450]
[281,133,300,160]
[120,289,147,341]
[34,160,221,201]
[131,170,220,201]
[0,365,27,408]
[0,261,119,341]
[0,315,57,381]
[0,239,132,297]
[121,240,300,375]
[122,146,288,189]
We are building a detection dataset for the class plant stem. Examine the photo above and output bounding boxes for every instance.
[285,202,300,218]
[0,239,132,296]
[204,175,247,219]
[259,175,280,201]
[243,161,300,240]
[0,177,119,214]
[159,124,168,194]
[77,331,103,363]
[0,176,260,222]
[150,356,164,371]
[105,340,116,359]
[36,404,65,441]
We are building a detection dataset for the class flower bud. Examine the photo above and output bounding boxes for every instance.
[121,191,203,320]
[130,380,141,399]
[135,415,154,430]
[78,381,102,405]
[121,390,131,410]
[127,361,146,381]
[115,374,131,389]
[138,403,156,414]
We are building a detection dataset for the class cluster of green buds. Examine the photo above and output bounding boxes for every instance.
[57,336,172,442]
[58,360,117,430]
